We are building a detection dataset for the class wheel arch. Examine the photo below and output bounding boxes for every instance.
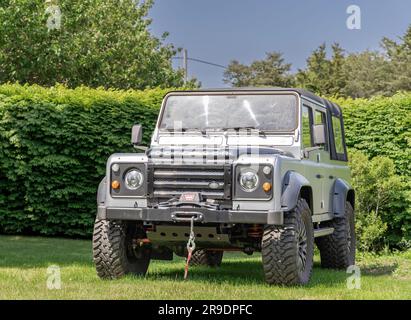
[333,178,355,217]
[347,189,355,210]
[281,171,313,212]
[300,186,313,213]
[97,176,107,205]
[96,177,108,220]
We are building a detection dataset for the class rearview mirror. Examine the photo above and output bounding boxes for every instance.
[131,124,143,146]
[313,124,326,145]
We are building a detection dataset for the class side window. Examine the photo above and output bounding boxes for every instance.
[314,110,325,125]
[302,106,313,148]
[314,110,328,150]
[332,116,344,154]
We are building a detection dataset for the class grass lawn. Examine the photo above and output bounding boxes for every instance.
[0,235,410,300]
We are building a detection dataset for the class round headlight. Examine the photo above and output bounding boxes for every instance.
[239,170,259,192]
[124,169,144,190]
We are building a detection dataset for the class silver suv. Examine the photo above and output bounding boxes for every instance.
[93,88,355,285]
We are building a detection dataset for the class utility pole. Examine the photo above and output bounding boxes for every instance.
[183,49,188,83]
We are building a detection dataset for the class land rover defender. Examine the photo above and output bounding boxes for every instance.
[93,88,355,285]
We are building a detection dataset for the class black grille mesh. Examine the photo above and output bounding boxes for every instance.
[149,165,231,200]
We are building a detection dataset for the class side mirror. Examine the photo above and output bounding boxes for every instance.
[313,124,326,145]
[131,124,143,146]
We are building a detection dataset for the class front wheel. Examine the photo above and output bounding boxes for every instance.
[261,198,314,285]
[93,219,151,279]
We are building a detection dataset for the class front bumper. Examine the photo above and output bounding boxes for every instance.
[97,206,283,225]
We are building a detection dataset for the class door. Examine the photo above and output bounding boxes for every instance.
[313,109,333,213]
[301,105,325,214]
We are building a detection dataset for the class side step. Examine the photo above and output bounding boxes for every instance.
[314,227,334,238]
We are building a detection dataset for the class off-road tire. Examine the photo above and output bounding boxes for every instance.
[316,202,355,269]
[261,198,314,285]
[189,250,223,267]
[93,219,151,279]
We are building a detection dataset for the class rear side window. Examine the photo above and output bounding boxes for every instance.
[332,116,345,154]
[314,110,328,150]
[314,110,325,125]
[302,106,313,148]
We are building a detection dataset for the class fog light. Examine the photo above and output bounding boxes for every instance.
[262,182,272,192]
[111,180,120,189]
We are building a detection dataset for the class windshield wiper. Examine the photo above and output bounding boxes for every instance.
[224,127,266,137]
[160,128,210,137]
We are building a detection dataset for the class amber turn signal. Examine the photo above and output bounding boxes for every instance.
[111,180,120,190]
[262,182,272,192]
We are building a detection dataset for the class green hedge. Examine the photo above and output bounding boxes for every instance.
[0,84,410,239]
[338,94,411,248]
[337,94,411,177]
[0,84,168,236]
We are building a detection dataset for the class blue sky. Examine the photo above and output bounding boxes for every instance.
[149,0,411,87]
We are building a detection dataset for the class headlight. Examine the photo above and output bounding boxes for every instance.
[239,170,259,192]
[124,169,144,190]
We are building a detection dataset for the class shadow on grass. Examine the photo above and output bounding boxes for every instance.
[147,259,349,287]
[361,262,399,277]
[1,236,397,287]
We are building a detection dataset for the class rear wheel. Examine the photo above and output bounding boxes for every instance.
[316,202,356,269]
[189,249,223,267]
[261,198,314,285]
[93,219,151,279]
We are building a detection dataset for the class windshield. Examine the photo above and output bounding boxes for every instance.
[159,94,298,132]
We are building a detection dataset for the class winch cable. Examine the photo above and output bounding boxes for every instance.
[184,217,196,280]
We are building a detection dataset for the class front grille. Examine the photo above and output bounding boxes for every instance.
[148,164,231,200]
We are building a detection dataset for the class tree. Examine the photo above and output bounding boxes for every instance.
[0,0,185,89]
[296,26,411,98]
[296,43,330,95]
[296,43,347,97]
[222,60,252,87]
[381,25,411,94]
[328,43,346,95]
[340,51,391,98]
[223,52,294,87]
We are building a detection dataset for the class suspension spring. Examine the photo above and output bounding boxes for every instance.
[247,224,263,238]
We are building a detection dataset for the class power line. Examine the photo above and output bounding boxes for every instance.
[172,57,227,69]
[172,49,227,83]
